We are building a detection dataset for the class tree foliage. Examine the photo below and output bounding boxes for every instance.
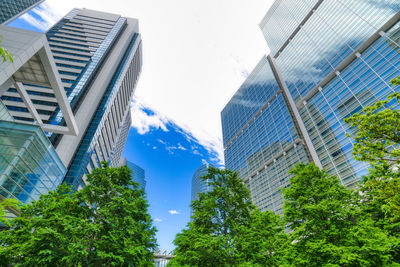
[344,76,400,261]
[0,163,156,266]
[0,198,19,228]
[282,163,396,266]
[170,167,286,267]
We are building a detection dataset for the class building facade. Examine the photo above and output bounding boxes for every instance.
[222,0,400,214]
[1,9,143,190]
[0,0,44,25]
[118,157,146,190]
[191,164,212,204]
[0,25,75,205]
[0,8,142,207]
[56,9,142,190]
[109,110,132,167]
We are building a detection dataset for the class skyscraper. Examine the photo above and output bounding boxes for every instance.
[1,8,142,190]
[0,8,142,208]
[118,157,146,190]
[222,0,400,214]
[54,9,142,190]
[0,0,44,25]
[191,164,212,204]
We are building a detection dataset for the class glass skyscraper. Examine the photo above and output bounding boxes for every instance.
[118,157,146,190]
[191,164,213,204]
[222,0,400,214]
[0,0,43,25]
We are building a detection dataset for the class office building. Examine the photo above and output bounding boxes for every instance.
[191,164,212,204]
[0,25,75,205]
[54,9,142,190]
[1,8,143,190]
[222,0,400,214]
[118,157,146,190]
[0,0,44,25]
[0,8,142,207]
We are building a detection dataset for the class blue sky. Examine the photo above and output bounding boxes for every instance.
[124,99,222,251]
[8,0,275,251]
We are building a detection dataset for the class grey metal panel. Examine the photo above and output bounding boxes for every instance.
[79,8,121,22]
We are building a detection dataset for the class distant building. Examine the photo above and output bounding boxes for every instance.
[0,0,44,25]
[119,157,146,190]
[191,164,212,204]
[222,0,400,214]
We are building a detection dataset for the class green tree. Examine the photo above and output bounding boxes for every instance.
[170,167,286,267]
[282,163,396,266]
[344,76,400,261]
[0,35,12,62]
[0,198,19,228]
[0,163,156,266]
[235,209,288,266]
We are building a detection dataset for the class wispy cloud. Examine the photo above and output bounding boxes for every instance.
[131,97,169,134]
[177,143,186,151]
[168,210,180,215]
[192,150,202,156]
[157,139,167,145]
[154,218,163,222]
[165,143,187,154]
[131,97,224,165]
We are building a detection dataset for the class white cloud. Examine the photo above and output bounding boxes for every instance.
[157,139,166,145]
[130,97,169,134]
[177,143,186,151]
[164,143,187,154]
[192,150,202,156]
[168,210,180,215]
[154,218,163,222]
[153,146,157,150]
[201,159,208,165]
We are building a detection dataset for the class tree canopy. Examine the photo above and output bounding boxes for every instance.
[282,163,396,266]
[0,163,156,266]
[344,75,400,262]
[170,167,286,267]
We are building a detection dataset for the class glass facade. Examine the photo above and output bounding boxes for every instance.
[0,100,14,122]
[222,56,310,213]
[126,160,146,190]
[222,0,400,213]
[271,0,400,186]
[0,0,43,24]
[0,120,66,204]
[191,164,213,203]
